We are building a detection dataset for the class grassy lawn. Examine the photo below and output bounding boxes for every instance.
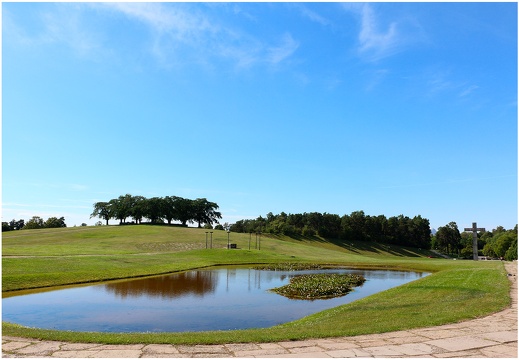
[2,225,512,344]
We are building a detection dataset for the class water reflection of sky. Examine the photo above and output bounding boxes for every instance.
[2,268,428,333]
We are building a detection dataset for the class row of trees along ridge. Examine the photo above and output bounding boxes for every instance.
[91,194,221,228]
[230,211,431,249]
[2,216,67,231]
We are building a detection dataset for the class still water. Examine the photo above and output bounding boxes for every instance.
[3,268,428,333]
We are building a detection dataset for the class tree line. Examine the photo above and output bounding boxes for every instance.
[433,222,517,260]
[90,194,222,228]
[231,211,517,259]
[2,216,67,231]
[230,210,432,249]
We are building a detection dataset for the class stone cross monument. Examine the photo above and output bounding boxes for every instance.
[464,222,485,261]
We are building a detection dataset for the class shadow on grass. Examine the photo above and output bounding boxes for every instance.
[263,233,435,258]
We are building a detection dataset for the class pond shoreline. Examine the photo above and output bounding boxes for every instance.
[2,262,516,358]
[3,267,428,333]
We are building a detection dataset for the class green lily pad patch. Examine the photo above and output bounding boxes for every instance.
[270,273,366,300]
[253,263,324,271]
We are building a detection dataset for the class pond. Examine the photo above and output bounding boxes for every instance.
[2,267,428,333]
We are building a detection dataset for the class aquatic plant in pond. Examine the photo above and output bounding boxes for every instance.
[253,262,324,271]
[271,273,366,299]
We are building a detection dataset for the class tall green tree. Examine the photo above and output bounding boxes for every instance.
[411,215,431,249]
[436,222,461,255]
[110,194,134,224]
[172,197,194,226]
[130,196,147,224]
[23,216,45,230]
[44,216,66,228]
[505,238,517,261]
[192,198,222,228]
[482,226,518,260]
[494,232,515,258]
[144,197,164,224]
[342,211,367,241]
[306,212,323,235]
[90,202,112,225]
[11,219,25,230]
[162,196,180,225]
[2,219,25,231]
[319,213,341,238]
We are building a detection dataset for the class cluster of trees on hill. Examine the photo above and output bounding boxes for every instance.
[433,222,517,260]
[481,226,518,260]
[2,216,67,231]
[230,210,432,249]
[90,194,222,228]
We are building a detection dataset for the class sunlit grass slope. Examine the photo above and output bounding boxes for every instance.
[2,224,434,257]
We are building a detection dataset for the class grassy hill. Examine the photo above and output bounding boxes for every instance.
[2,225,512,344]
[3,225,437,292]
[2,224,435,257]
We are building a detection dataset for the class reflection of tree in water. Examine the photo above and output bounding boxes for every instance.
[103,271,218,299]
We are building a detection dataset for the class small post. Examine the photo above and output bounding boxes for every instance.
[249,232,251,250]
[205,231,208,249]
[464,222,485,260]
[258,232,261,250]
[210,231,213,249]
[227,230,230,249]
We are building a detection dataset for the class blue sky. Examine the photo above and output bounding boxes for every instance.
[2,2,517,231]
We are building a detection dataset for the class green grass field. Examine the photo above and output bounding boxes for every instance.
[2,225,512,344]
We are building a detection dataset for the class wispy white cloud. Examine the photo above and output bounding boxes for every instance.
[342,3,421,62]
[358,4,398,58]
[266,33,299,65]
[3,8,33,46]
[95,2,217,68]
[459,85,479,97]
[3,4,94,55]
[42,9,100,57]
[292,4,331,27]
[424,67,480,99]
[98,3,298,70]
[6,3,300,71]
[364,68,390,91]
[216,41,262,69]
[4,4,109,61]
[427,70,454,94]
[99,3,217,42]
